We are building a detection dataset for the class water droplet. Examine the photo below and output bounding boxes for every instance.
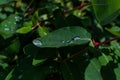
[66,40,70,43]
[62,41,65,43]
[69,41,73,44]
[15,16,19,21]
[73,36,81,41]
[33,39,42,47]
[15,16,22,22]
[4,28,10,31]
[18,74,23,79]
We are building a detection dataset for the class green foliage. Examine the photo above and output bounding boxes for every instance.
[0,0,120,80]
[91,0,120,25]
[33,27,91,48]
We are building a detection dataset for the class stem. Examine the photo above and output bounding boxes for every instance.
[62,47,88,63]
[92,37,120,48]
[62,2,91,15]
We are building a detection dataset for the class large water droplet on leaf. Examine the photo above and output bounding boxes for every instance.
[33,39,42,47]
[73,36,81,41]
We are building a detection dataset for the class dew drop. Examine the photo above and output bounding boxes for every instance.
[15,16,19,21]
[69,41,73,44]
[18,74,23,79]
[15,16,22,22]
[66,40,70,43]
[33,39,42,47]
[73,36,81,41]
[62,41,65,43]
[4,28,10,31]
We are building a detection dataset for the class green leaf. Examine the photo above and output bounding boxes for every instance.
[16,21,32,34]
[5,69,14,80]
[5,38,20,55]
[9,58,59,80]
[98,53,113,66]
[0,14,21,39]
[33,26,91,48]
[23,44,57,59]
[105,27,120,37]
[32,11,39,25]
[37,26,49,37]
[91,0,120,25]
[0,67,13,80]
[32,58,46,66]
[114,64,120,80]
[60,61,81,80]
[85,58,102,80]
[0,0,13,5]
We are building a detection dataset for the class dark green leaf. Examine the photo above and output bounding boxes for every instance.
[33,26,91,48]
[16,21,32,34]
[60,61,81,80]
[91,0,120,25]
[0,14,21,39]
[0,0,13,5]
[85,58,102,80]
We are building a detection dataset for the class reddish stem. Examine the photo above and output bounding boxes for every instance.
[62,47,88,63]
[92,37,120,48]
[62,2,91,15]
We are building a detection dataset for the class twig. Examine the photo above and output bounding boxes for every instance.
[62,47,89,63]
[92,37,120,48]
[62,2,91,15]
[24,0,34,13]
[32,22,41,30]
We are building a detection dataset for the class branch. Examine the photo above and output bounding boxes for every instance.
[62,47,89,63]
[62,2,91,15]
[92,37,120,48]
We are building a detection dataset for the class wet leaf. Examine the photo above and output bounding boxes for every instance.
[33,26,91,48]
[0,14,21,39]
[92,0,120,25]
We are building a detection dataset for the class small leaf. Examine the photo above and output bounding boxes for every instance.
[0,14,21,39]
[98,53,113,66]
[32,58,47,66]
[105,27,120,37]
[114,64,120,80]
[33,26,91,48]
[85,58,102,80]
[37,26,49,37]
[16,21,32,34]
[32,11,39,25]
[0,0,13,5]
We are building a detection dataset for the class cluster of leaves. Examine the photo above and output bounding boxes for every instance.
[0,0,120,80]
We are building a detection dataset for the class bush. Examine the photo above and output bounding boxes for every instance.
[0,0,120,80]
